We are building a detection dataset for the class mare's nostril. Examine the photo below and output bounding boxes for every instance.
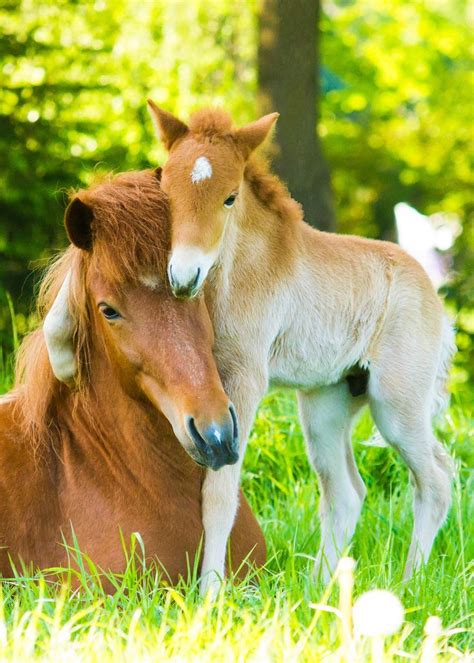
[186,416,209,457]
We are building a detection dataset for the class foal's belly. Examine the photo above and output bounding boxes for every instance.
[269,323,370,391]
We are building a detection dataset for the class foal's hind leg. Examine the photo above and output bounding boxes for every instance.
[368,356,452,579]
[297,383,366,582]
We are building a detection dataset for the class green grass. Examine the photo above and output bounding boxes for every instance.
[0,355,472,659]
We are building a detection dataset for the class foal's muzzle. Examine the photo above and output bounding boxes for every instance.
[168,246,216,300]
[186,404,239,471]
[169,263,201,299]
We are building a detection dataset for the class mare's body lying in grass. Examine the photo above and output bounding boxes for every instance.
[0,170,265,583]
[147,104,455,595]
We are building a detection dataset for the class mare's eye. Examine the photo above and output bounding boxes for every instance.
[224,193,237,208]
[99,304,121,321]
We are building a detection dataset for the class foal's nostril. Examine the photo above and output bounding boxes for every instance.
[168,264,201,298]
[191,267,201,289]
[168,263,177,289]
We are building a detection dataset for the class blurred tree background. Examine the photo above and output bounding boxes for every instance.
[0,0,472,385]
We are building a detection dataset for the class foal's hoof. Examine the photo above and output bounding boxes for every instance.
[312,553,334,585]
[199,572,223,599]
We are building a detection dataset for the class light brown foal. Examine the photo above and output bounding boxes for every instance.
[147,104,454,596]
[0,170,265,586]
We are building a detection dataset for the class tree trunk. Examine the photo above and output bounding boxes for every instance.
[257,0,336,231]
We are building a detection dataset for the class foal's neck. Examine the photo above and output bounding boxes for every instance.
[222,162,304,286]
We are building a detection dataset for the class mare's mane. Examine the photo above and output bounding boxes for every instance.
[188,108,303,227]
[11,169,170,453]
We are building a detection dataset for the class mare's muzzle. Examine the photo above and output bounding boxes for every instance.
[186,404,239,471]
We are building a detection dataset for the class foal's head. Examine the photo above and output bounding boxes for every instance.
[148,101,278,298]
[44,171,238,471]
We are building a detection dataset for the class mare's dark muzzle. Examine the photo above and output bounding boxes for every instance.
[186,404,239,471]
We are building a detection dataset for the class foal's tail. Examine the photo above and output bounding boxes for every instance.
[432,315,456,419]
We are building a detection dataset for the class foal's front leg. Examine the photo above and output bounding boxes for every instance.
[200,369,266,597]
[200,462,243,597]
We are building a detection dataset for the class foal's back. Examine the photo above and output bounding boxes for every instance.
[268,222,446,388]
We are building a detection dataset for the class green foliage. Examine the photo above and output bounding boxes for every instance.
[0,0,257,348]
[322,0,472,237]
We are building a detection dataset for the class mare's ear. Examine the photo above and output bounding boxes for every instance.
[147,99,189,150]
[65,197,93,251]
[234,112,279,159]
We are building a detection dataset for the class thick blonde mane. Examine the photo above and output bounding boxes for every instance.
[12,169,171,453]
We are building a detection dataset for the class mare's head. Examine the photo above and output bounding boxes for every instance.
[41,170,238,470]
[148,101,278,298]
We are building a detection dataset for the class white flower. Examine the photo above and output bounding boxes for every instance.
[353,589,404,637]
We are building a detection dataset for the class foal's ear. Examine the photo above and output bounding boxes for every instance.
[65,197,93,251]
[234,112,279,158]
[147,99,189,150]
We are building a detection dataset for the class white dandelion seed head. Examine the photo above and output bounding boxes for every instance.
[352,589,404,637]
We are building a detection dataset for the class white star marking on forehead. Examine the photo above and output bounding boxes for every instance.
[191,156,212,183]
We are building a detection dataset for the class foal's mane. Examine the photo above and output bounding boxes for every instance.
[12,169,170,453]
[243,158,303,227]
[188,108,303,227]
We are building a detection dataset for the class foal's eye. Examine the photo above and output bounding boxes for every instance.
[98,304,121,321]
[224,193,237,208]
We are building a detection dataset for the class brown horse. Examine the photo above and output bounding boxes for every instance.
[146,103,454,595]
[0,169,265,585]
